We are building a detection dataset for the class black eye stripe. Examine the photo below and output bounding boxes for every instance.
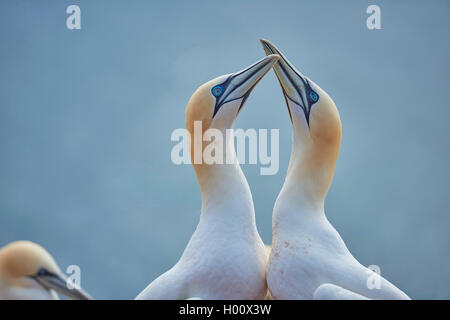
[212,76,233,118]
[29,267,58,280]
[211,85,223,97]
[277,68,319,126]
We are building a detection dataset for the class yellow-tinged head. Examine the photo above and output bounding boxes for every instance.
[0,241,92,300]
[0,241,60,281]
[260,39,342,202]
[185,55,280,156]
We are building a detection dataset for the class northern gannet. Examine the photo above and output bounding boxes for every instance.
[136,54,280,300]
[260,39,410,300]
[0,241,92,300]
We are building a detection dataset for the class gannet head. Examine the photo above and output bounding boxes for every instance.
[185,54,280,175]
[260,39,341,147]
[0,241,92,300]
[186,54,280,136]
[260,39,341,203]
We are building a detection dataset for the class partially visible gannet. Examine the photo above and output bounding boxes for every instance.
[0,241,92,300]
[136,54,280,300]
[260,39,410,300]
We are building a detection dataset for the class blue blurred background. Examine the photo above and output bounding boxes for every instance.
[0,0,449,299]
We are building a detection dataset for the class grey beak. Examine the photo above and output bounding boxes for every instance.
[260,39,319,125]
[212,54,280,117]
[31,268,92,300]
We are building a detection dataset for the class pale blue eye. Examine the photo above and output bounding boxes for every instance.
[309,91,318,102]
[212,85,223,97]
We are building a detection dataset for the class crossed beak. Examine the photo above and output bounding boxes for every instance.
[260,39,319,125]
[213,54,280,117]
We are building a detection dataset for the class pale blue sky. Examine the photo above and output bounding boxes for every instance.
[0,0,449,299]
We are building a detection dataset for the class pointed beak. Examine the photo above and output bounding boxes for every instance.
[213,54,280,117]
[260,39,318,124]
[31,269,92,300]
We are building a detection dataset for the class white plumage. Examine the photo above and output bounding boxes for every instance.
[136,55,280,299]
[260,39,410,300]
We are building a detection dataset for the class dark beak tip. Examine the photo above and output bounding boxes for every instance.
[259,39,278,56]
[259,39,269,49]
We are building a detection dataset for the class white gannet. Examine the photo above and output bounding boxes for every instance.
[0,241,92,300]
[136,54,280,300]
[260,39,410,300]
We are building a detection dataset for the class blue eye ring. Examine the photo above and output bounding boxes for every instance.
[212,85,223,97]
[309,91,318,103]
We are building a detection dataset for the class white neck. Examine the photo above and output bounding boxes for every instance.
[0,280,58,300]
[273,128,329,229]
[273,98,341,230]
[194,129,256,226]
